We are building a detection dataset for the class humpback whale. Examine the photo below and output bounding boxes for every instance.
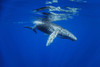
[25,20,77,46]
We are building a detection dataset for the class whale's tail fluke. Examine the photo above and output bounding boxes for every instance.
[24,26,37,34]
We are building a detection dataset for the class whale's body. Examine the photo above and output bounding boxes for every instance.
[25,21,77,46]
[36,21,77,40]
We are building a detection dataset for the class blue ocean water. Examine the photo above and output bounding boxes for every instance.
[0,0,100,67]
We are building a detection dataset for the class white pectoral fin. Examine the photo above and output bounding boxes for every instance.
[46,30,59,46]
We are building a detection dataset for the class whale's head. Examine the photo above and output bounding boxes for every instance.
[69,34,77,41]
[72,36,77,41]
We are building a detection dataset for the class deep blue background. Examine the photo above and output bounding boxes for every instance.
[0,0,100,67]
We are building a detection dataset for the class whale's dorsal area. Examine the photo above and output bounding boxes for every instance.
[46,30,59,46]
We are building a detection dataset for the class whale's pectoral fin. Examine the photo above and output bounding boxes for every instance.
[46,30,59,46]
[24,25,37,34]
